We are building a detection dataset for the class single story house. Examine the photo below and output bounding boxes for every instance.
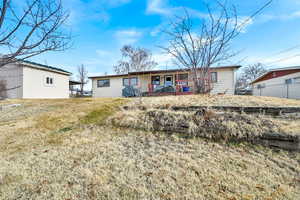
[0,60,71,99]
[251,66,300,99]
[89,66,241,98]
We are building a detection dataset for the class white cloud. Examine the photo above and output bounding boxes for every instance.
[83,49,120,74]
[152,52,173,68]
[62,0,132,26]
[146,0,205,18]
[258,10,300,23]
[114,29,143,44]
[236,16,254,33]
[146,0,171,15]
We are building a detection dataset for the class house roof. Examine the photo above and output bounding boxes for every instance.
[89,65,241,79]
[20,60,72,75]
[251,66,300,84]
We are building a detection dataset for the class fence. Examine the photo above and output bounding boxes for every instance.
[253,82,300,99]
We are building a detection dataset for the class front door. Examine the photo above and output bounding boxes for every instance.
[164,75,173,86]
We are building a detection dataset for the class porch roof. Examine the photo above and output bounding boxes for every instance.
[88,65,241,79]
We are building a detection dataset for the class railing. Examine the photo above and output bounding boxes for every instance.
[147,80,195,96]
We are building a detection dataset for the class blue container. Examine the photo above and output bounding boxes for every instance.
[182,86,189,92]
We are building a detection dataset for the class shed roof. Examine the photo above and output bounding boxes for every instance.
[251,66,300,84]
[20,60,72,75]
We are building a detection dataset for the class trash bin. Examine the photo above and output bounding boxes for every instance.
[182,86,189,92]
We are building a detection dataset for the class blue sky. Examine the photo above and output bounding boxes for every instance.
[29,0,300,78]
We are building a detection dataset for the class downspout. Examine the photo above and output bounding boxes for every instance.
[287,84,289,99]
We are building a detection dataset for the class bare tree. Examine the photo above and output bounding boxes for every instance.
[77,64,88,96]
[0,0,71,68]
[236,63,267,89]
[160,1,272,93]
[114,45,157,74]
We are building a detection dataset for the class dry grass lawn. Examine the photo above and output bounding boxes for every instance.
[0,95,299,200]
[129,95,300,107]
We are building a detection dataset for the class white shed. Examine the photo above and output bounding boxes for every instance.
[0,60,71,99]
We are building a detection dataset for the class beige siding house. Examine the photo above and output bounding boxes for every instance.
[89,66,240,98]
[252,66,300,99]
[0,61,71,99]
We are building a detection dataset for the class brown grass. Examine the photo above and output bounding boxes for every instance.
[128,94,300,108]
[0,96,299,200]
[110,109,285,141]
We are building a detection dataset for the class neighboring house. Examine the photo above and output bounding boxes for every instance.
[89,66,241,98]
[251,66,300,99]
[0,60,71,99]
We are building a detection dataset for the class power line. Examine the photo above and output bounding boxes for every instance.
[238,0,273,29]
[247,44,300,66]
[264,53,300,65]
[267,44,300,58]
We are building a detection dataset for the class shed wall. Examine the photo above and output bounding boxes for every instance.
[0,63,23,98]
[22,66,69,99]
[252,72,300,99]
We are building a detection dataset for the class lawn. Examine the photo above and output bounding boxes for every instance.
[0,95,299,200]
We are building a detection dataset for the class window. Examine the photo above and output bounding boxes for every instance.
[46,77,54,85]
[97,79,110,87]
[123,78,129,86]
[293,77,300,83]
[211,72,218,83]
[285,78,292,84]
[257,83,265,89]
[176,73,188,85]
[151,76,160,85]
[164,75,173,86]
[123,77,138,86]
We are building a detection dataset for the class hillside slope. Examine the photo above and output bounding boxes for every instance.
[0,96,299,200]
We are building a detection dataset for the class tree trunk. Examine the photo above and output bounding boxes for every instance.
[80,84,84,96]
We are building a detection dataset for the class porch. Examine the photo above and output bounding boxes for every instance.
[129,71,213,96]
[133,72,191,96]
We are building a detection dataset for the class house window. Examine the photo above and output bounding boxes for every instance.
[211,72,218,83]
[151,76,160,85]
[176,73,188,85]
[164,75,173,86]
[46,77,54,85]
[97,79,110,87]
[123,77,138,86]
